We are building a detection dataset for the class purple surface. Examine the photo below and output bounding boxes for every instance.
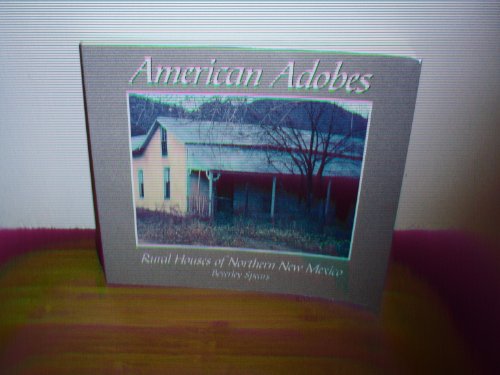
[392,231,500,374]
[1,228,498,372]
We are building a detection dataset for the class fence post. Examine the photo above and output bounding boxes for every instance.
[271,176,277,219]
[325,179,332,217]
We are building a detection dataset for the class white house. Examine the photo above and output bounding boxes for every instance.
[131,117,363,218]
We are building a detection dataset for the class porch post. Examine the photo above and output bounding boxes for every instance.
[206,170,221,218]
[325,178,332,216]
[244,182,249,216]
[208,172,213,217]
[271,176,276,219]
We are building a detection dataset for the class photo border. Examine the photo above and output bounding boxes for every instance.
[127,91,373,262]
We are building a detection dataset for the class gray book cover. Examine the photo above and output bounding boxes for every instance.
[80,45,421,311]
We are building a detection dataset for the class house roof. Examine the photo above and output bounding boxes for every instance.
[131,117,364,177]
[157,117,265,147]
[131,117,265,156]
[131,121,159,156]
[132,116,364,155]
[131,134,147,152]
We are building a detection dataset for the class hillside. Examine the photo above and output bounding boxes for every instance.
[129,94,368,139]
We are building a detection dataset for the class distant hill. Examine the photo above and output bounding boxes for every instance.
[129,94,367,139]
[242,99,367,139]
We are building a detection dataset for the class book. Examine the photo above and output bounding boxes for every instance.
[80,45,421,311]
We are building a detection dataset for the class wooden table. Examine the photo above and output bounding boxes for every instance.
[0,229,497,374]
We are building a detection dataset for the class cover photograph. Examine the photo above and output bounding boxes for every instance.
[81,45,421,311]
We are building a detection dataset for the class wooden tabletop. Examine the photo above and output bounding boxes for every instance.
[0,230,487,374]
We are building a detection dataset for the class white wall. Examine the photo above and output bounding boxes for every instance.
[1,1,499,238]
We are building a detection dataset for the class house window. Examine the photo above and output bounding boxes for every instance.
[138,169,144,199]
[163,167,170,199]
[161,127,168,156]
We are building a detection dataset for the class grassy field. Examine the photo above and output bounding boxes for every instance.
[136,209,351,257]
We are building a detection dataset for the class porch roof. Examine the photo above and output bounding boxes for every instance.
[186,144,361,178]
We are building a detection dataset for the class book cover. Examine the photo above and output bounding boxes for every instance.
[80,45,421,311]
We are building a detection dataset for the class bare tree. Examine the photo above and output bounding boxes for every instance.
[251,100,357,214]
